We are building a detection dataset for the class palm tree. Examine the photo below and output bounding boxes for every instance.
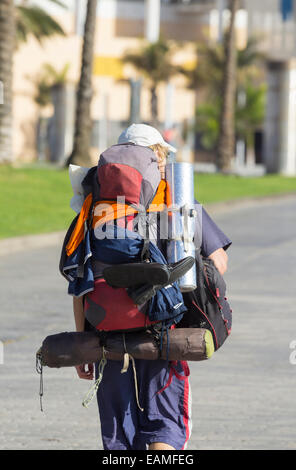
[0,0,15,163]
[181,34,266,165]
[216,0,239,172]
[33,62,70,108]
[67,0,97,167]
[16,0,66,46]
[179,41,224,101]
[195,81,266,158]
[123,37,179,127]
[0,0,66,163]
[182,36,264,97]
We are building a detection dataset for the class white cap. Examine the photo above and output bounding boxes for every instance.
[117,123,177,153]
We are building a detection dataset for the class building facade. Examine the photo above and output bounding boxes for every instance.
[13,0,209,163]
[12,0,296,173]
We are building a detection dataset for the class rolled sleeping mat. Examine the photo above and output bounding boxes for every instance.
[165,162,197,292]
[37,328,214,368]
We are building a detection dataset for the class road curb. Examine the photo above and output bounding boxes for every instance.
[0,231,66,257]
[203,192,296,215]
[1,192,296,256]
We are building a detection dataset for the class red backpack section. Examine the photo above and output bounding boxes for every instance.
[84,278,157,332]
[98,163,143,206]
[97,143,161,207]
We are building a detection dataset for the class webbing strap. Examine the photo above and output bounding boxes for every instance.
[82,348,107,408]
[120,334,144,412]
[36,349,44,412]
[141,238,150,262]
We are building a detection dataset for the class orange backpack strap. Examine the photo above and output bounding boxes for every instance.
[147,179,172,212]
[66,180,171,255]
[92,181,171,228]
[66,193,93,256]
[92,201,138,228]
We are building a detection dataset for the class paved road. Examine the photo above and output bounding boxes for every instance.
[1,196,296,450]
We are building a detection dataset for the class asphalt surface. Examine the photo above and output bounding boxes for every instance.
[0,195,296,450]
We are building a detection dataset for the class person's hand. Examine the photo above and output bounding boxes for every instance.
[208,248,228,276]
[75,363,94,380]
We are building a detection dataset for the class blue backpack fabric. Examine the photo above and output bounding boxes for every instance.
[62,225,94,297]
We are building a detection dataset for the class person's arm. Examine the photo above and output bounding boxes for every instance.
[208,247,228,275]
[73,296,94,380]
[73,296,85,332]
[194,202,232,275]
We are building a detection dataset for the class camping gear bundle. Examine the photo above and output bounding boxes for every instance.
[36,144,232,409]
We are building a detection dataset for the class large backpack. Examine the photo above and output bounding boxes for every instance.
[59,144,186,336]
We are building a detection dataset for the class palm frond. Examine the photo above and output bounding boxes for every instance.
[16,5,65,44]
[45,0,67,8]
[122,37,179,85]
[41,62,70,83]
[237,36,266,68]
[32,62,70,107]
[181,35,265,95]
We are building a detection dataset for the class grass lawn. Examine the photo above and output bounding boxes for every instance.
[0,165,296,239]
[0,165,74,239]
[194,172,296,204]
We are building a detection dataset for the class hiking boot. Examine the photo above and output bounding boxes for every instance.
[128,283,161,306]
[128,257,196,305]
[103,256,195,289]
[166,256,195,285]
[103,262,169,287]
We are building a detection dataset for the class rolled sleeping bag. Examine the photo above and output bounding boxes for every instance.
[37,328,214,368]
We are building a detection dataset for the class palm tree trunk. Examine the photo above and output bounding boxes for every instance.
[67,0,97,166]
[0,0,15,163]
[216,0,239,172]
[150,84,158,127]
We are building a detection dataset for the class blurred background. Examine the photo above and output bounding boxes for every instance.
[1,0,296,169]
[1,0,296,239]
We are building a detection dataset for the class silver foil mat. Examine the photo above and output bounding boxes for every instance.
[166,162,197,292]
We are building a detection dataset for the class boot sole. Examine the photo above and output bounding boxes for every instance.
[103,263,169,288]
[128,257,196,305]
[168,256,195,284]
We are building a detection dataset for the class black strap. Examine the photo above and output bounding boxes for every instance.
[141,238,150,262]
